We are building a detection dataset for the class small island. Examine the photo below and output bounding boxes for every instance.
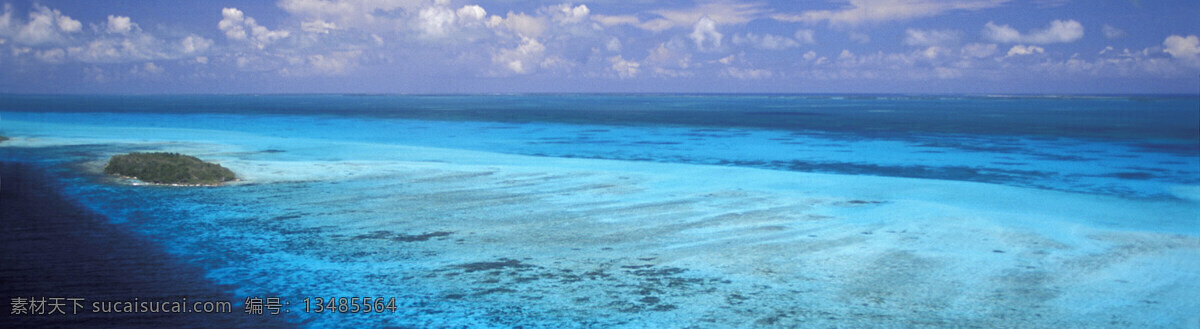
[104,152,236,186]
[0,135,9,143]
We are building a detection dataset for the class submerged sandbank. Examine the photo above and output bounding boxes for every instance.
[178,142,1199,328]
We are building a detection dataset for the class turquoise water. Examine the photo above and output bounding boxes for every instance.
[1,95,1198,328]
[4,95,1198,199]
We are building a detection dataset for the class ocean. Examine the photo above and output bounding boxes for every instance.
[1,94,1198,328]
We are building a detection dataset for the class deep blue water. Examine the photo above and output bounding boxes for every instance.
[0,155,297,328]
[4,94,1197,140]
[1,94,1198,328]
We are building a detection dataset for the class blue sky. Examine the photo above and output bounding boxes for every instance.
[1,0,1197,94]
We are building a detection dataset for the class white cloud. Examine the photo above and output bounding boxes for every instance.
[1101,24,1126,40]
[5,5,83,45]
[1163,35,1199,60]
[803,50,817,61]
[493,36,545,74]
[794,29,816,45]
[180,35,213,54]
[293,50,362,75]
[733,32,799,50]
[549,4,589,24]
[903,28,959,46]
[0,6,214,65]
[689,16,722,51]
[217,8,247,40]
[301,20,337,34]
[643,40,693,73]
[499,12,547,38]
[839,49,855,60]
[723,66,772,79]
[591,15,640,28]
[1006,44,1045,56]
[0,5,10,34]
[35,47,65,63]
[277,0,423,32]
[106,15,135,34]
[605,37,621,52]
[919,46,946,59]
[1026,46,1187,78]
[457,5,487,21]
[417,6,456,37]
[776,0,1008,26]
[218,8,290,49]
[983,20,1083,44]
[68,34,170,63]
[961,43,997,58]
[608,55,639,78]
[142,62,163,74]
[54,10,81,33]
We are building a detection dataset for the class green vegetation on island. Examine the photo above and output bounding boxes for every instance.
[104,152,236,185]
[0,136,9,143]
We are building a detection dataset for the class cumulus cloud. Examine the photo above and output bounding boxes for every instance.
[1006,44,1045,56]
[590,15,641,29]
[218,8,290,49]
[142,62,163,74]
[733,32,800,50]
[301,20,337,34]
[457,5,487,21]
[493,36,545,74]
[606,37,621,52]
[608,55,639,78]
[283,50,363,76]
[1163,35,1199,60]
[2,4,83,45]
[723,66,772,79]
[549,4,589,24]
[276,0,423,32]
[961,43,997,58]
[498,12,547,38]
[794,29,816,45]
[68,34,167,63]
[689,16,722,51]
[35,47,65,63]
[775,0,1008,26]
[643,40,693,73]
[983,20,1083,44]
[180,35,213,54]
[407,3,497,40]
[2,5,207,65]
[106,15,135,34]
[839,49,855,60]
[417,5,456,37]
[903,28,959,46]
[1101,24,1126,40]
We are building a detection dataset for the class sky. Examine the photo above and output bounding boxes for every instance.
[0,0,1198,94]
